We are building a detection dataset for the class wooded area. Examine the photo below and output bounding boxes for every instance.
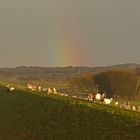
[70,70,140,99]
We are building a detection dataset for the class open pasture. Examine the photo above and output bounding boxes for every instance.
[0,86,140,140]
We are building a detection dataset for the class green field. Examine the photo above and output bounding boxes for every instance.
[0,86,140,140]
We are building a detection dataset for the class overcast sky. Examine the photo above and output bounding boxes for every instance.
[0,0,140,67]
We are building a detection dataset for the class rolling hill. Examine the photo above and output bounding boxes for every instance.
[0,63,139,82]
[0,86,140,140]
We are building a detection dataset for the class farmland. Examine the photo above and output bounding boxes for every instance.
[0,86,140,140]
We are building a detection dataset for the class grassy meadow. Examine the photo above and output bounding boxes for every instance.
[0,85,140,140]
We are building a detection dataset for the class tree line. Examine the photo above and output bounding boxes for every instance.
[70,70,140,99]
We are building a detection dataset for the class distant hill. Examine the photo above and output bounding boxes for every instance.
[0,63,140,82]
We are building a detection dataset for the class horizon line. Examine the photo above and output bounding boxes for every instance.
[0,63,139,69]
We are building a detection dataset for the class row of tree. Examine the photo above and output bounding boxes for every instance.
[70,71,140,99]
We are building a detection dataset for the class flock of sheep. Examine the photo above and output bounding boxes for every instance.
[114,101,140,111]
[5,83,140,112]
[6,83,68,97]
[87,92,140,112]
[27,83,58,94]
[87,92,113,104]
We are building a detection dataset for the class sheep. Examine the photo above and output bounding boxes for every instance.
[115,102,119,106]
[32,85,37,91]
[52,88,57,94]
[47,88,52,94]
[6,84,10,88]
[95,93,101,100]
[104,98,113,104]
[132,105,136,111]
[9,87,15,91]
[42,88,48,92]
[120,102,131,110]
[72,96,77,98]
[38,86,42,92]
[60,93,68,96]
[7,85,15,92]
[27,83,33,90]
[64,94,68,96]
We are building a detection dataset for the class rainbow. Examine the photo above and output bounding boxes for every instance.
[46,16,88,67]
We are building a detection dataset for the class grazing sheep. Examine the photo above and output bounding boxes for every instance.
[7,85,15,92]
[104,98,113,104]
[9,87,15,91]
[47,88,52,94]
[120,102,131,110]
[32,85,37,91]
[27,83,33,90]
[95,93,101,100]
[60,93,68,96]
[72,96,77,98]
[52,88,57,94]
[6,84,10,88]
[27,83,37,91]
[132,105,136,111]
[42,88,48,92]
[115,102,119,106]
[38,86,42,92]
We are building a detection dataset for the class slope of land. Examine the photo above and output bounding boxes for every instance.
[0,86,140,140]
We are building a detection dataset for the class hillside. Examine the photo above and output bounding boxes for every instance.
[0,86,140,140]
[0,63,140,82]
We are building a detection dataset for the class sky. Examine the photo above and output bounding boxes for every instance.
[0,0,140,67]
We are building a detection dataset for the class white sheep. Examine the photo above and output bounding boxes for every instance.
[42,88,48,92]
[95,93,101,100]
[38,86,42,92]
[27,83,33,90]
[115,102,119,106]
[9,87,15,91]
[6,84,10,88]
[104,98,113,104]
[32,85,37,91]
[60,93,68,96]
[72,96,77,98]
[132,105,136,111]
[47,88,52,94]
[7,86,15,92]
[120,102,131,110]
[52,88,57,94]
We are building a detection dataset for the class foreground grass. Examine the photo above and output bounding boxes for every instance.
[0,86,140,140]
